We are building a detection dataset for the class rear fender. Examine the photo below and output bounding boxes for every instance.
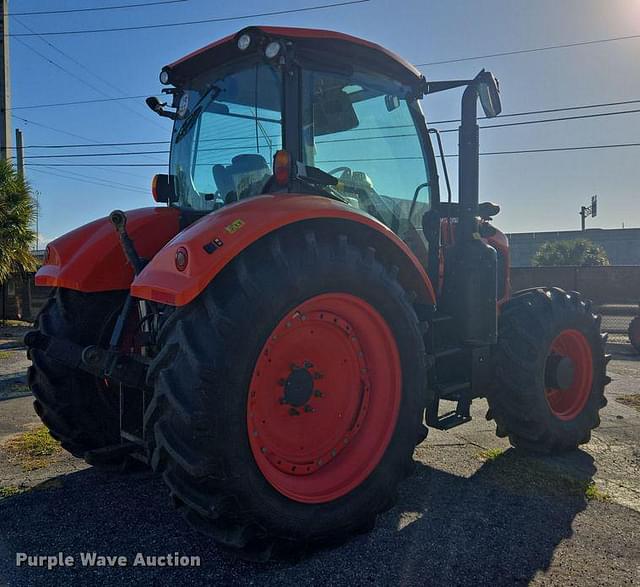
[131,194,436,307]
[36,207,181,292]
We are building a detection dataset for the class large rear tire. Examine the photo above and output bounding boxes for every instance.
[489,287,609,453]
[27,288,128,464]
[145,226,430,559]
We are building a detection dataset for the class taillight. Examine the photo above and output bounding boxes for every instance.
[175,247,189,272]
[273,150,291,186]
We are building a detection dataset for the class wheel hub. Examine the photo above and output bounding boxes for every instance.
[545,353,575,390]
[282,365,314,407]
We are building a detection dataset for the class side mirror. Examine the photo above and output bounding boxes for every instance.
[152,174,177,203]
[477,72,501,118]
[145,96,177,120]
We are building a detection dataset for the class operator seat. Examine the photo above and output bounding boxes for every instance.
[212,154,271,204]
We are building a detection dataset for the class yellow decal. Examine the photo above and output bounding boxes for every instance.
[224,219,245,234]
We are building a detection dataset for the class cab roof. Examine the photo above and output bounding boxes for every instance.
[162,26,424,89]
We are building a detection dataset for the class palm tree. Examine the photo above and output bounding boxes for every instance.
[0,160,37,283]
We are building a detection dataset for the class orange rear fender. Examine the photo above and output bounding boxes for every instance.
[130,194,436,307]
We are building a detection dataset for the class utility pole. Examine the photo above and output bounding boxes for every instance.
[579,195,598,231]
[15,127,23,177]
[0,0,11,162]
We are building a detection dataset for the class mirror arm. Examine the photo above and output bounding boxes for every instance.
[422,78,474,95]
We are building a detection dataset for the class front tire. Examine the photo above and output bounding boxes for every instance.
[489,288,609,453]
[145,226,429,559]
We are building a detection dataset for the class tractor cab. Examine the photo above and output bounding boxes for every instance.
[152,26,437,269]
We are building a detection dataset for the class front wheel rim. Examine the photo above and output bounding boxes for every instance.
[247,293,402,504]
[544,329,593,420]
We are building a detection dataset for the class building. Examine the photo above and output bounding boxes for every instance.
[507,228,640,267]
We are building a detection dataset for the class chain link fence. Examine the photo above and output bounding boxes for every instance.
[598,305,639,347]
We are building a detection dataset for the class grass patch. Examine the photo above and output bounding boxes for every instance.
[477,448,504,462]
[584,481,610,502]
[0,320,32,328]
[3,426,61,471]
[615,394,640,413]
[478,450,610,501]
[0,350,12,360]
[0,485,22,499]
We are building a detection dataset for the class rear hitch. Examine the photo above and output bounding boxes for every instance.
[25,331,150,391]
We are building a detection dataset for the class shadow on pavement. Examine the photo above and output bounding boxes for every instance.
[0,449,595,586]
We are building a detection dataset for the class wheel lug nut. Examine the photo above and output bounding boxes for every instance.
[304,405,314,413]
[289,408,300,416]
[303,361,313,369]
[279,397,287,404]
[314,390,323,398]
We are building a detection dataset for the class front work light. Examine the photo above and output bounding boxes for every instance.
[237,34,252,51]
[159,70,170,85]
[265,41,281,59]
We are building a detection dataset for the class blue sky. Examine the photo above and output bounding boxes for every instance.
[10,0,640,245]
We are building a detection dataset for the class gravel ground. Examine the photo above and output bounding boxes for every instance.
[0,336,639,586]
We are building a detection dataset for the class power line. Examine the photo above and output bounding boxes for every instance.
[13,37,111,96]
[12,114,108,144]
[34,165,150,193]
[30,167,149,195]
[24,141,640,166]
[13,17,167,132]
[437,106,640,134]
[25,150,170,159]
[9,0,371,37]
[417,32,640,66]
[429,99,640,125]
[11,95,150,110]
[12,116,167,174]
[24,139,169,149]
[19,105,640,156]
[10,0,188,16]
[13,97,640,147]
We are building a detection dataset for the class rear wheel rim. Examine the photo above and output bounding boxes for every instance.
[247,293,402,504]
[544,329,593,420]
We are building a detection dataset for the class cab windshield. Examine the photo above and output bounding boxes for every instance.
[170,62,283,210]
[169,61,432,255]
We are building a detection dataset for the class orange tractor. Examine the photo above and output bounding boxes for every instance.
[25,27,609,559]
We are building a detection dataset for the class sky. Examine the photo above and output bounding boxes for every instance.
[9,0,640,246]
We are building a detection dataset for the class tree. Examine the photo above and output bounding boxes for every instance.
[532,239,610,267]
[0,160,37,283]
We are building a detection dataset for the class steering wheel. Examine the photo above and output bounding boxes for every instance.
[327,166,352,177]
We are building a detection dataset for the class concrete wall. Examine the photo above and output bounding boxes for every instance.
[511,266,640,305]
[507,228,640,267]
